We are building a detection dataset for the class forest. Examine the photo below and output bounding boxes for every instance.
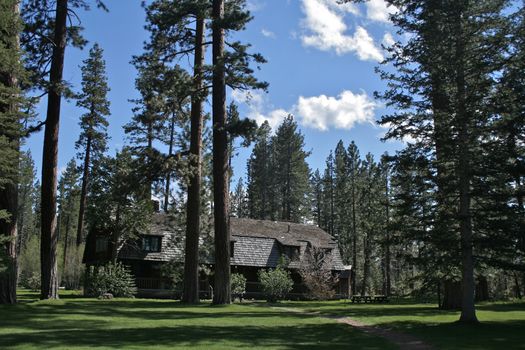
[0,0,524,332]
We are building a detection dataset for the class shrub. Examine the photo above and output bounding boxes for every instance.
[20,272,41,291]
[86,262,137,298]
[258,267,293,302]
[231,273,247,301]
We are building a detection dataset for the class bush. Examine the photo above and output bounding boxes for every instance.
[20,271,41,291]
[231,273,247,301]
[86,262,137,298]
[258,267,293,302]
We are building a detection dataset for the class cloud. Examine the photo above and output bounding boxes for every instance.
[261,29,276,38]
[299,0,383,61]
[232,89,378,132]
[231,90,288,130]
[296,90,378,131]
[382,32,395,47]
[366,0,397,23]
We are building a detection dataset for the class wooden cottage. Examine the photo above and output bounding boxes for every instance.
[84,214,352,299]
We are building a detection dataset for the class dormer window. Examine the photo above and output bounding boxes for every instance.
[142,236,161,253]
[283,245,300,261]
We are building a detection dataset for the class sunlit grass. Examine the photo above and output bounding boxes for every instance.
[0,290,394,350]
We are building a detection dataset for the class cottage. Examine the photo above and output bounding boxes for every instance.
[83,214,352,299]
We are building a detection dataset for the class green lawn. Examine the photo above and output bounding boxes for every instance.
[2,292,524,350]
[0,291,394,350]
[277,299,525,350]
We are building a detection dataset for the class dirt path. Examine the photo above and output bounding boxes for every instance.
[275,307,434,350]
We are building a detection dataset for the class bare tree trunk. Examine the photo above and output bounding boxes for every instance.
[361,232,370,296]
[40,0,68,300]
[385,166,391,297]
[351,171,357,296]
[182,16,205,304]
[76,136,91,246]
[455,3,477,322]
[62,213,70,282]
[163,113,176,213]
[110,204,120,263]
[212,0,231,305]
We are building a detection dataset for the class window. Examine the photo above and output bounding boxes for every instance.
[283,246,300,261]
[95,237,108,253]
[230,241,235,258]
[142,236,161,253]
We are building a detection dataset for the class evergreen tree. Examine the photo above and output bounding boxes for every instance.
[0,0,24,304]
[246,121,273,219]
[272,115,311,223]
[57,159,80,286]
[75,43,110,247]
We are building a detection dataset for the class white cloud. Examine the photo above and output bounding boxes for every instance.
[232,89,378,132]
[261,29,276,38]
[366,0,397,23]
[296,90,378,131]
[382,32,395,47]
[231,90,288,130]
[300,0,383,61]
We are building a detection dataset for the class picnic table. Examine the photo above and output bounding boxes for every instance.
[350,295,389,303]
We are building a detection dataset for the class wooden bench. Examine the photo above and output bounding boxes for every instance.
[351,295,389,303]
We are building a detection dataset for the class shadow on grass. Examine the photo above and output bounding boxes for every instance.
[0,323,397,350]
[0,298,396,350]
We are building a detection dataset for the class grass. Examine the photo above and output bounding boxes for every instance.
[2,291,524,349]
[277,299,525,350]
[0,290,395,350]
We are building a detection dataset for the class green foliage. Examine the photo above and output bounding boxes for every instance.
[20,271,41,291]
[161,260,184,291]
[247,116,311,222]
[258,266,293,303]
[86,262,137,298]
[231,272,246,298]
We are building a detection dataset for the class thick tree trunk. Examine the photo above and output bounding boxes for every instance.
[182,16,205,304]
[76,136,91,246]
[455,3,477,322]
[40,0,68,300]
[212,0,231,305]
[0,1,20,305]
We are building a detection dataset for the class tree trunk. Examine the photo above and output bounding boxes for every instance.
[76,135,91,246]
[62,213,70,282]
[455,3,477,323]
[441,280,462,310]
[40,0,68,300]
[0,0,20,305]
[212,0,231,305]
[182,16,205,304]
[351,172,357,296]
[163,112,176,213]
[385,167,391,297]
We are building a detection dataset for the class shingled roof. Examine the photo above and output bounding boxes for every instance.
[117,214,346,271]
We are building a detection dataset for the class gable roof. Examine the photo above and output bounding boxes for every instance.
[112,214,346,271]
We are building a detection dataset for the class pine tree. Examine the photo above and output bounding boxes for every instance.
[347,141,361,295]
[247,121,273,219]
[0,0,24,304]
[75,43,110,247]
[57,159,80,285]
[272,115,311,223]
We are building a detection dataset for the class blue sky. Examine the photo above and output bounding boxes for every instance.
[25,0,405,183]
